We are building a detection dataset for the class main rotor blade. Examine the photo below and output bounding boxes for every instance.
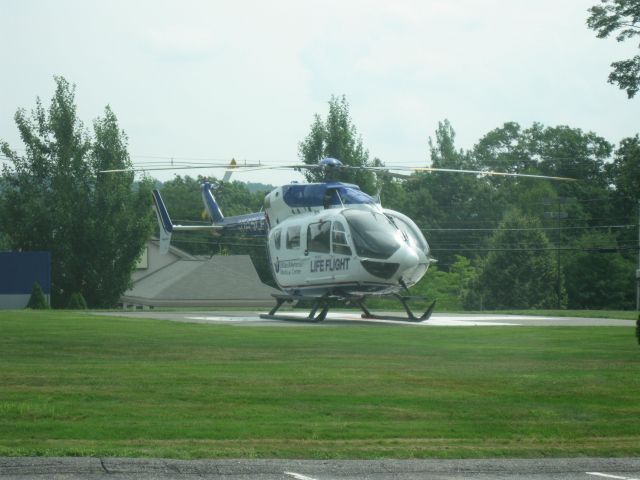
[321,164,576,181]
[100,160,577,182]
[410,167,577,181]
[99,163,264,174]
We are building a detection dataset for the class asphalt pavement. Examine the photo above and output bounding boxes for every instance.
[2,457,640,479]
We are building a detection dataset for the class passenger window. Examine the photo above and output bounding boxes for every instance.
[307,221,331,253]
[332,221,352,256]
[286,226,301,249]
[273,229,281,250]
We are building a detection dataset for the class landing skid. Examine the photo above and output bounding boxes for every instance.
[259,293,330,322]
[260,292,436,323]
[352,294,436,323]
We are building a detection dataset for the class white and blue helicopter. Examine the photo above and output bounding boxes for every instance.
[118,157,573,323]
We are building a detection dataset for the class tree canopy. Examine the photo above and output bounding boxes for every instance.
[468,210,566,310]
[298,95,378,193]
[0,77,154,307]
[587,0,640,98]
[294,98,637,310]
[2,83,636,311]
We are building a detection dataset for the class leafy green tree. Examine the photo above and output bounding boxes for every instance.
[608,134,640,209]
[471,122,613,241]
[534,125,611,184]
[587,0,640,98]
[84,108,155,307]
[473,122,541,174]
[471,209,566,309]
[406,120,496,269]
[0,77,154,307]
[606,135,640,273]
[562,232,636,309]
[298,95,377,193]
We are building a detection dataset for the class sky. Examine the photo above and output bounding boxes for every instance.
[1,0,639,186]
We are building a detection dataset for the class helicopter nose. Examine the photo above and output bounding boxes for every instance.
[396,246,429,286]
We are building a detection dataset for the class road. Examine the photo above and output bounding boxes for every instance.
[2,457,640,479]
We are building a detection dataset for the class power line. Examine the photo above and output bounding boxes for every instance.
[431,246,638,253]
[419,224,635,232]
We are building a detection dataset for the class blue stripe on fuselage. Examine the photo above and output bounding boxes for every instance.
[218,212,267,237]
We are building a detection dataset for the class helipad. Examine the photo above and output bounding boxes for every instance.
[96,310,635,327]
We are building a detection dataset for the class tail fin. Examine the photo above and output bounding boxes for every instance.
[152,189,173,254]
[201,182,224,223]
[152,188,224,255]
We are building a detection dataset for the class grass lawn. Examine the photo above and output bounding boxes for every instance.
[0,310,638,459]
[472,310,639,321]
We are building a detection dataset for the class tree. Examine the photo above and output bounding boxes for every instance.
[405,120,495,269]
[606,135,640,270]
[562,232,636,309]
[471,209,566,309]
[471,122,613,239]
[587,0,640,98]
[83,107,155,307]
[608,134,640,209]
[298,95,377,193]
[0,77,154,307]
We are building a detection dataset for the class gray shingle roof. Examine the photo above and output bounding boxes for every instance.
[121,255,279,307]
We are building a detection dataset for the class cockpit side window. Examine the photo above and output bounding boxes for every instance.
[273,229,281,250]
[332,221,351,256]
[286,226,301,249]
[307,221,331,253]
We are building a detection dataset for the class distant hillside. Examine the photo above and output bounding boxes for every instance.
[151,179,274,193]
[245,181,275,193]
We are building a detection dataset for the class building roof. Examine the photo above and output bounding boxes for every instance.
[121,254,279,307]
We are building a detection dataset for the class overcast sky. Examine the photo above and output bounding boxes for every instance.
[1,0,638,185]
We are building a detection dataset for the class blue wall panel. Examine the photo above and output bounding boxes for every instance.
[0,252,51,294]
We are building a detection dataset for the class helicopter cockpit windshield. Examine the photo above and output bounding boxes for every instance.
[333,186,377,206]
[282,184,377,209]
[343,209,403,260]
[385,211,430,255]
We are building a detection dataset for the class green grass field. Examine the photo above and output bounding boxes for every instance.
[1,310,639,459]
[474,310,640,320]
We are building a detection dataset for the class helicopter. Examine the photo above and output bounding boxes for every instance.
[138,157,574,323]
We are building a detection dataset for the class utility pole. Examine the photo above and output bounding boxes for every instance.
[544,197,572,308]
[636,200,640,312]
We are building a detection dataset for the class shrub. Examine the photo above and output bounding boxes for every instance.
[26,282,49,309]
[66,292,88,310]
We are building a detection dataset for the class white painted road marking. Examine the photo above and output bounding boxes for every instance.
[285,472,319,480]
[586,472,640,480]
